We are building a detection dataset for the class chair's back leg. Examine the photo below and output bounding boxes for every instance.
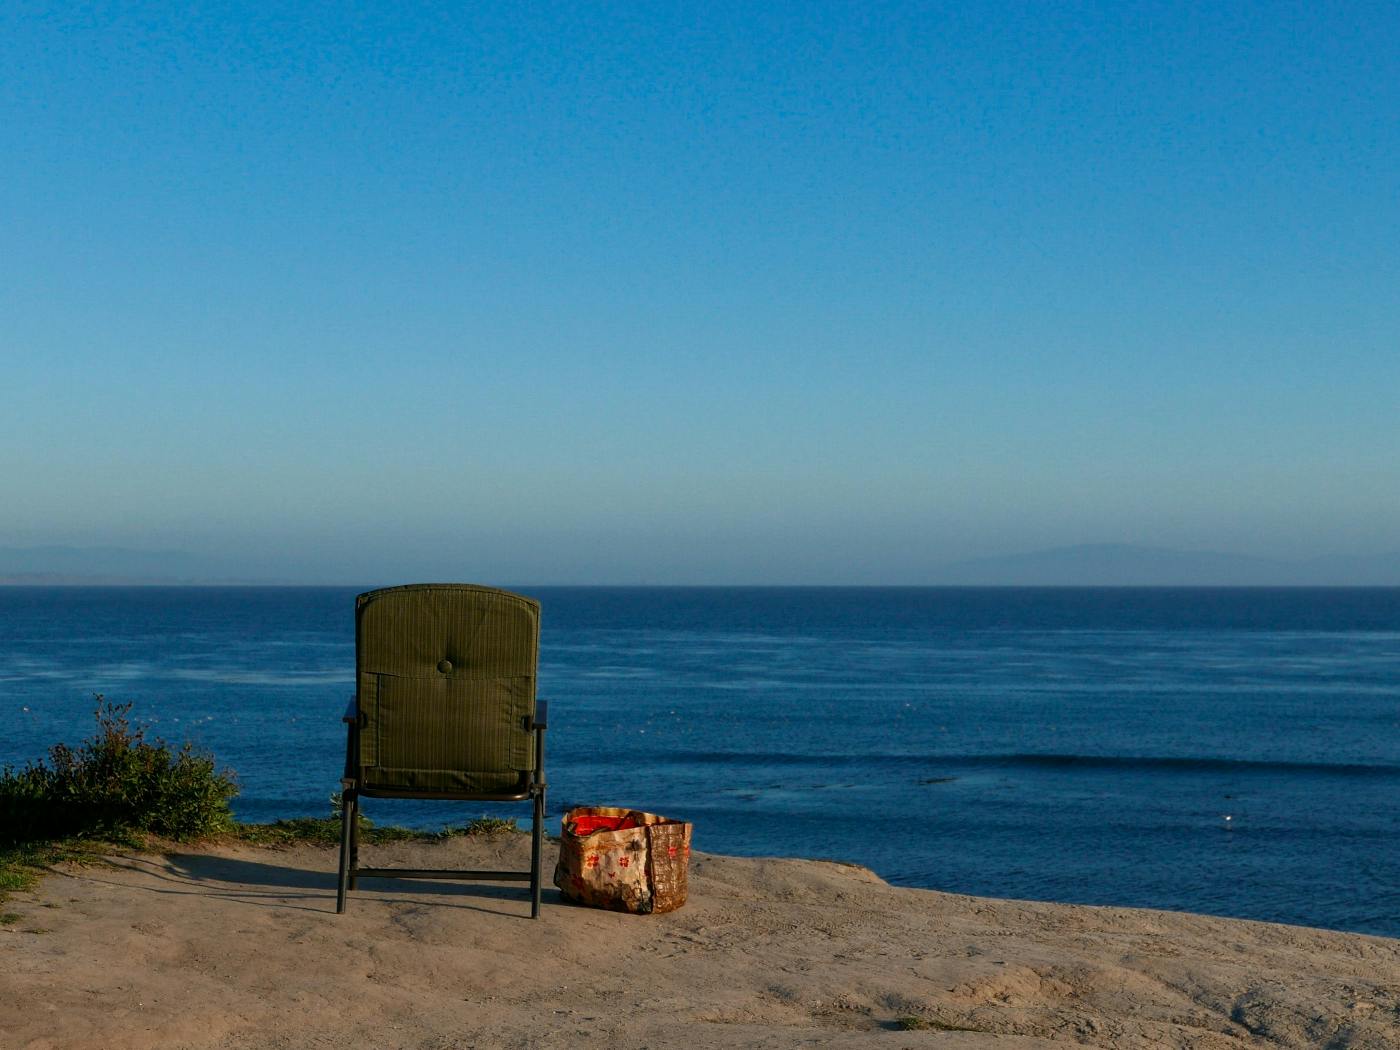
[336,789,356,914]
[348,794,360,890]
[531,789,545,918]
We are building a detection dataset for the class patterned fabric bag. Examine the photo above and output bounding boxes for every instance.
[553,806,692,914]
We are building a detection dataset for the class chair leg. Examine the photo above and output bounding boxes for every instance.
[336,789,355,914]
[348,793,360,890]
[531,788,545,919]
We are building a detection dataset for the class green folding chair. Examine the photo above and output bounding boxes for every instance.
[337,584,549,916]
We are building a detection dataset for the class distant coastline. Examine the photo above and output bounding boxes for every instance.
[0,575,274,587]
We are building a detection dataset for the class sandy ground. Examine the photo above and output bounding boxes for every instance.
[3,834,1398,1049]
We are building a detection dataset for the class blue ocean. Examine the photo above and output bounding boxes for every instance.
[2,586,1398,938]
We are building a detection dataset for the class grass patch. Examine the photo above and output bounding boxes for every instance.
[233,813,520,847]
[233,817,344,847]
[231,816,424,847]
[448,817,518,837]
[0,850,43,895]
[0,837,116,900]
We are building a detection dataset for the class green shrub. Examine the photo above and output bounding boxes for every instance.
[0,696,237,847]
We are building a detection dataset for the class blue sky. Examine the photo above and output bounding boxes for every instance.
[2,2,1397,583]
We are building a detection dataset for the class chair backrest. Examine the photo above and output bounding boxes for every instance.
[354,583,540,794]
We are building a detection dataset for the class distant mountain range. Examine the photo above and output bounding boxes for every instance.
[2,543,1399,586]
[0,545,250,585]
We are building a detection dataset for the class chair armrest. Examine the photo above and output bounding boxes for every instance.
[531,699,549,731]
[343,700,357,724]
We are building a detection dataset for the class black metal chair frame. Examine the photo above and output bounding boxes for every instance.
[336,699,548,917]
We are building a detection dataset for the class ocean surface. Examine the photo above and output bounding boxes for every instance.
[2,586,1398,938]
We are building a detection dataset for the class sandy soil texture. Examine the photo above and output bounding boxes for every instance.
[2,834,1398,1049]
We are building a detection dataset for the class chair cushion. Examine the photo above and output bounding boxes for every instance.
[354,584,539,793]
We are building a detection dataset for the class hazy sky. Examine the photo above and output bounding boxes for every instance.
[3,3,1397,583]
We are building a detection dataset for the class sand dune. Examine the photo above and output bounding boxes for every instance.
[3,834,1398,1049]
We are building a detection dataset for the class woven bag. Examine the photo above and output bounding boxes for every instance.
[553,806,692,914]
